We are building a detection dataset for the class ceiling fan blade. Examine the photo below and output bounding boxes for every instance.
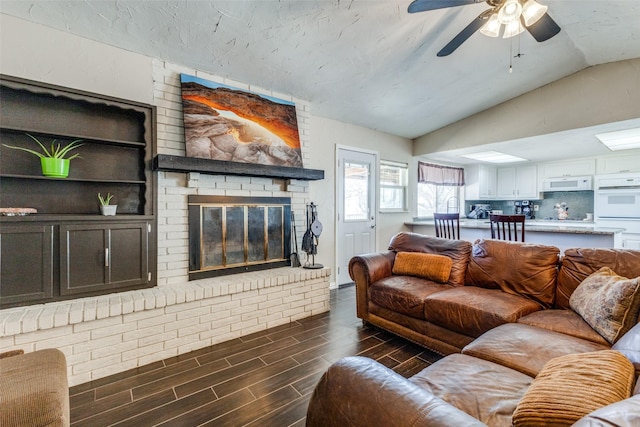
[408,0,479,14]
[437,10,490,57]
[525,12,561,42]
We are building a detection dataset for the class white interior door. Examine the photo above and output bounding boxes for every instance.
[337,148,377,285]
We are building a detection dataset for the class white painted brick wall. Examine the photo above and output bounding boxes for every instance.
[0,60,329,388]
[0,267,330,386]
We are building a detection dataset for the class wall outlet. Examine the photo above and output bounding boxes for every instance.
[533,204,539,211]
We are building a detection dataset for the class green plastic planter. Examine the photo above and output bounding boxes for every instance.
[41,158,70,178]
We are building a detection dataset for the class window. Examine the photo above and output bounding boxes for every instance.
[380,160,408,212]
[417,183,460,217]
[416,161,464,218]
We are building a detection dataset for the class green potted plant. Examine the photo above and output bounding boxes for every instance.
[98,192,117,216]
[2,133,83,178]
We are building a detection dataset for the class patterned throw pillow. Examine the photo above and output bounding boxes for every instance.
[392,252,453,284]
[513,350,635,427]
[569,267,640,344]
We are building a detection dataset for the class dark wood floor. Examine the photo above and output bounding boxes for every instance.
[69,285,442,426]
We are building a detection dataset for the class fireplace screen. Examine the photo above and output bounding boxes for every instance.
[189,196,291,279]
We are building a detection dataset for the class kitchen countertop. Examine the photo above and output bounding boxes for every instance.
[405,219,625,235]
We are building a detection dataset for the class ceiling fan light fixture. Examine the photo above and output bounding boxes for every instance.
[480,13,501,37]
[522,0,548,26]
[498,0,522,24]
[503,19,525,38]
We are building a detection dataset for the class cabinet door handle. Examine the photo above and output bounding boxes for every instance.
[105,248,109,267]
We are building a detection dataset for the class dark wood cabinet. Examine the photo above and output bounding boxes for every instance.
[0,75,156,308]
[60,222,150,296]
[0,224,54,305]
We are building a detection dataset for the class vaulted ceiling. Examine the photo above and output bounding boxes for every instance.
[2,1,640,141]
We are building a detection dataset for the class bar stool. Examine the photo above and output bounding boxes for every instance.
[489,214,526,242]
[434,213,460,240]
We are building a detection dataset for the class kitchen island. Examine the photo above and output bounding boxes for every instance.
[406,219,625,252]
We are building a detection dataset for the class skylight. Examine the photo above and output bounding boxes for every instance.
[595,128,640,151]
[460,151,528,163]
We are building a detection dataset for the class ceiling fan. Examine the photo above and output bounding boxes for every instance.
[408,0,561,57]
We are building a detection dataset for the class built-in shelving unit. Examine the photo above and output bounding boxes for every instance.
[0,75,157,308]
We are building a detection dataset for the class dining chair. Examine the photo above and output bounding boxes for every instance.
[434,213,461,240]
[489,214,526,242]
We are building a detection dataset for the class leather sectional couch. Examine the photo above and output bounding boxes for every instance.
[306,232,640,426]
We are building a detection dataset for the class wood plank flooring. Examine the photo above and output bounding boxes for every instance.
[69,285,442,426]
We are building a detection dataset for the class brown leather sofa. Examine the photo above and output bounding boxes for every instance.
[349,232,640,355]
[305,232,640,426]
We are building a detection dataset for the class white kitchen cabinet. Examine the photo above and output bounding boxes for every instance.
[538,158,596,178]
[496,165,538,199]
[465,164,497,199]
[597,152,640,174]
[623,234,640,249]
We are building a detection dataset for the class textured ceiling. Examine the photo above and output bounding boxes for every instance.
[1,1,640,140]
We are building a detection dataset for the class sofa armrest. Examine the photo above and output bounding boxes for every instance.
[349,252,396,320]
[306,356,487,427]
[0,348,69,427]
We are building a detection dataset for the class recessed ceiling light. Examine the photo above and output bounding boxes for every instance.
[596,128,640,151]
[460,151,528,163]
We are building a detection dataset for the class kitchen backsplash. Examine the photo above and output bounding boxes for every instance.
[466,190,594,220]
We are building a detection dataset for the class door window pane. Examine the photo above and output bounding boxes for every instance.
[344,161,370,221]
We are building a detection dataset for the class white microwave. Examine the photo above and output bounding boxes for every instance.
[542,176,592,192]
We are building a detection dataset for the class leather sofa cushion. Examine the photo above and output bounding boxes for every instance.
[369,276,451,319]
[388,232,472,287]
[570,266,640,344]
[556,247,640,309]
[423,287,542,338]
[462,323,610,377]
[392,252,452,283]
[410,353,532,427]
[465,239,560,308]
[512,350,634,427]
[517,309,609,346]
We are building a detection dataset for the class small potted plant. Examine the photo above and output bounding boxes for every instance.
[2,133,83,178]
[98,193,117,216]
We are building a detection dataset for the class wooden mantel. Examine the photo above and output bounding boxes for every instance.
[153,154,324,181]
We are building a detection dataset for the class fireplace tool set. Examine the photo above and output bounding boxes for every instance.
[290,211,301,267]
[301,202,323,269]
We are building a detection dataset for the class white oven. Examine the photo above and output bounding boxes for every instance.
[595,174,640,220]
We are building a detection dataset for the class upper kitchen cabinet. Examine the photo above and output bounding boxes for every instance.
[597,152,640,174]
[496,165,538,199]
[538,158,596,179]
[465,164,497,199]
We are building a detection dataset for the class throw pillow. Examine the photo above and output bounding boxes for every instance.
[513,350,635,427]
[569,266,640,344]
[392,252,453,284]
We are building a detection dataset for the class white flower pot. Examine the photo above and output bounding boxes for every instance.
[100,205,117,216]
